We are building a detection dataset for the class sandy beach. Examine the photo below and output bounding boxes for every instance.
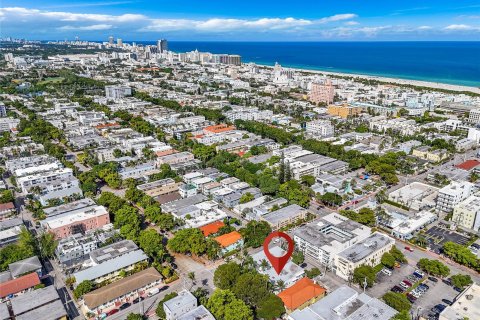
[262,65,480,94]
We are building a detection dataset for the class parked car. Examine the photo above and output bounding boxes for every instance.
[442,299,453,306]
[148,288,160,296]
[408,275,419,282]
[403,280,412,287]
[391,286,403,293]
[407,294,417,303]
[453,286,463,293]
[133,297,145,304]
[420,283,430,290]
[119,303,131,310]
[411,290,422,298]
[415,269,425,277]
[428,276,438,282]
[400,282,409,289]
[416,286,427,293]
[106,309,119,316]
[431,304,446,314]
[442,279,452,286]
[382,268,392,276]
[405,246,414,252]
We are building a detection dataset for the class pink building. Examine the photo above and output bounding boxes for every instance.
[309,80,335,105]
[40,205,110,239]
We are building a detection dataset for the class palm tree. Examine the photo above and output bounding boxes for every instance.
[375,189,387,204]
[275,280,286,291]
[260,259,269,271]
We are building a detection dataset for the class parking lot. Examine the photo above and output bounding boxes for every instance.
[367,263,415,298]
[414,278,460,319]
[425,225,470,251]
[366,261,462,320]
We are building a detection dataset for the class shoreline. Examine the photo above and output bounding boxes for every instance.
[259,64,480,94]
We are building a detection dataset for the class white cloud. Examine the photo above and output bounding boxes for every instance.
[58,24,113,31]
[316,13,357,24]
[141,14,357,33]
[142,17,315,32]
[417,25,432,30]
[444,24,479,31]
[0,7,145,23]
[345,21,359,26]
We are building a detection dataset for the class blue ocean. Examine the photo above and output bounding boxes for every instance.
[156,42,480,87]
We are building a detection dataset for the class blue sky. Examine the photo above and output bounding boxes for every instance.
[1,0,480,41]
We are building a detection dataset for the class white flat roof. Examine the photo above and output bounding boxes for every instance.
[41,205,108,229]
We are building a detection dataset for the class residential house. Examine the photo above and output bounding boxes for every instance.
[82,267,162,314]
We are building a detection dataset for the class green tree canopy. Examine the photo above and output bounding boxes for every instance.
[205,289,253,320]
[240,221,272,248]
[213,262,243,290]
[417,258,450,277]
[232,272,270,307]
[381,252,396,269]
[257,294,286,319]
[382,292,412,312]
[168,228,207,256]
[450,274,473,288]
[353,265,376,288]
[73,280,94,299]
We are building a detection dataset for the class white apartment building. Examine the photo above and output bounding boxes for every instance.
[468,108,480,124]
[0,117,20,133]
[305,120,334,138]
[76,111,106,126]
[452,193,480,231]
[5,155,59,173]
[14,162,63,178]
[37,176,83,206]
[224,107,273,122]
[105,85,132,100]
[334,232,395,281]
[17,168,75,194]
[293,213,371,268]
[163,290,198,320]
[436,181,474,212]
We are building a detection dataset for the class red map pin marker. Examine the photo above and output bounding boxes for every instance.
[263,231,295,275]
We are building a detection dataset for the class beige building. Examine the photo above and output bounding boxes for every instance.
[137,178,179,197]
[412,146,448,162]
[261,204,308,230]
[452,193,480,231]
[327,104,362,119]
[334,232,395,281]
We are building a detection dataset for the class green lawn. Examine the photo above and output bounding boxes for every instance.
[37,77,65,85]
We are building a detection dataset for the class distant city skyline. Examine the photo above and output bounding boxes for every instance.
[1,0,480,41]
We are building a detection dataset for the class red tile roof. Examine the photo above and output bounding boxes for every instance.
[277,277,326,311]
[199,221,225,237]
[155,149,177,157]
[0,202,15,212]
[0,272,40,298]
[214,231,242,248]
[94,122,120,129]
[204,124,235,134]
[455,160,480,171]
